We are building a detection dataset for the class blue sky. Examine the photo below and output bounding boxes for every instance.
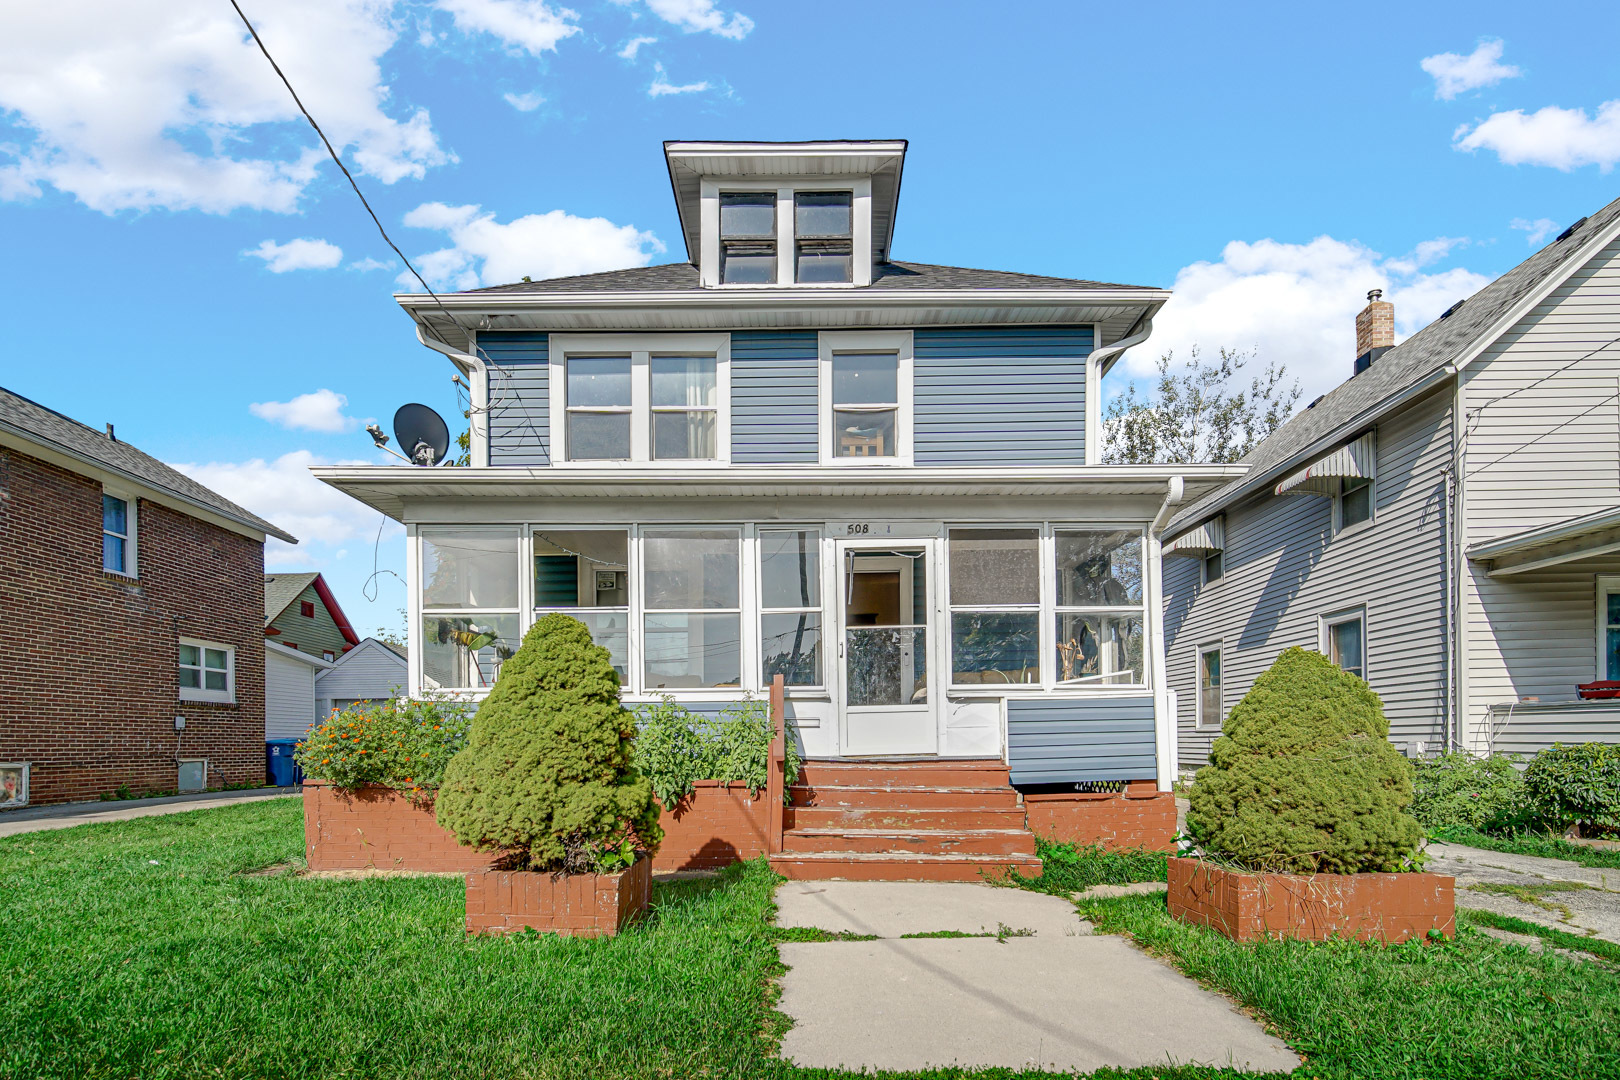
[2,0,1617,635]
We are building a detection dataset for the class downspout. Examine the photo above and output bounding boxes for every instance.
[1086,314,1155,464]
[416,325,488,466]
[1147,475,1185,791]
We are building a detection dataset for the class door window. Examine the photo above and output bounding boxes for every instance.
[843,549,928,706]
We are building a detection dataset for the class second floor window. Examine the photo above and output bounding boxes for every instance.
[102,493,133,575]
[796,191,853,283]
[720,192,776,284]
[553,336,729,464]
[832,352,899,458]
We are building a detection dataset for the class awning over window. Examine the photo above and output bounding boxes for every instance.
[1165,515,1224,558]
[1274,432,1376,497]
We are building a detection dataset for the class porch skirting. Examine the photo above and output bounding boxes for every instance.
[1023,782,1176,852]
[653,781,773,871]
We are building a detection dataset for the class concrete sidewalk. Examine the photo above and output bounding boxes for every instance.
[0,787,298,837]
[774,881,1298,1074]
[1429,841,1620,945]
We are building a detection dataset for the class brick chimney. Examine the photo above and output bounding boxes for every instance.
[1354,289,1394,375]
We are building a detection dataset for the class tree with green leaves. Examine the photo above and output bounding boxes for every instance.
[1104,346,1301,464]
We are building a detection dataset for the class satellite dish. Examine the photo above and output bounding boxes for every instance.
[393,404,450,467]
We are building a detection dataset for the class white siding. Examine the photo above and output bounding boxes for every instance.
[266,650,318,739]
[315,640,408,714]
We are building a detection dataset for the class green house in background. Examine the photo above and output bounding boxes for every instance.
[264,572,359,662]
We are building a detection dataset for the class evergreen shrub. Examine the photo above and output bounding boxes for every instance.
[1523,742,1620,835]
[1186,646,1423,874]
[1411,751,1530,832]
[435,613,662,873]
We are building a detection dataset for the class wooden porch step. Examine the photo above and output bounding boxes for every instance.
[769,850,1042,883]
[789,784,1022,811]
[787,806,1028,831]
[796,759,1011,789]
[782,827,1037,857]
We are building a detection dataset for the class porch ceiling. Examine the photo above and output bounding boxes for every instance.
[311,465,1245,523]
[1468,505,1620,577]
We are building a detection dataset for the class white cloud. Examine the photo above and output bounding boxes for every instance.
[245,238,344,273]
[1384,235,1467,275]
[649,62,710,97]
[503,90,547,112]
[348,256,396,272]
[170,449,396,566]
[1420,39,1521,100]
[249,389,360,433]
[618,35,658,59]
[1511,217,1559,245]
[1454,99,1620,171]
[644,0,753,39]
[401,202,665,289]
[1125,235,1492,405]
[434,0,581,56]
[0,0,453,214]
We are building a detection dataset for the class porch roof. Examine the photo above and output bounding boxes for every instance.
[1467,504,1620,576]
[310,464,1245,523]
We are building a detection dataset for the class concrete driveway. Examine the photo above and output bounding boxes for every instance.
[774,880,1299,1074]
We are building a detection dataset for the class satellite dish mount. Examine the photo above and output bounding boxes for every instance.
[392,404,451,467]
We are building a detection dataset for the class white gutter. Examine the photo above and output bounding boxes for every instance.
[1147,475,1185,791]
[1091,313,1154,380]
[415,325,487,467]
[395,287,1172,311]
[1085,314,1155,465]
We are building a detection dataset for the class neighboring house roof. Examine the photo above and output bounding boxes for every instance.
[263,572,361,646]
[1165,196,1620,540]
[319,636,409,671]
[459,260,1154,296]
[375,637,408,660]
[267,638,335,669]
[0,385,296,544]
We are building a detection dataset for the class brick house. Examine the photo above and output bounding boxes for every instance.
[0,386,296,807]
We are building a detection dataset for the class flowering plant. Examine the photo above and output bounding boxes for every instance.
[295,693,474,799]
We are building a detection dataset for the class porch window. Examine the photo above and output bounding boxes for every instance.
[795,191,853,283]
[1054,529,1145,685]
[1197,645,1223,729]
[1323,608,1366,681]
[420,527,521,689]
[948,528,1040,686]
[831,352,899,459]
[533,529,631,679]
[759,529,822,687]
[720,192,776,284]
[1605,582,1620,680]
[179,638,234,703]
[641,528,742,689]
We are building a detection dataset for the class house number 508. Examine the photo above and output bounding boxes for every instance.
[846,523,871,534]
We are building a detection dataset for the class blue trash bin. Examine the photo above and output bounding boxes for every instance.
[266,739,304,787]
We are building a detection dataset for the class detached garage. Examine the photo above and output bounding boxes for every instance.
[265,640,332,740]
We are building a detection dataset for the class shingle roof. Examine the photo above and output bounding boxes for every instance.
[460,260,1154,295]
[0,386,296,544]
[1165,196,1620,538]
[265,572,320,623]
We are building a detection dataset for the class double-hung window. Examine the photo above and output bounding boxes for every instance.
[1602,578,1620,680]
[1053,530,1145,685]
[1322,608,1366,680]
[533,529,631,679]
[641,528,742,690]
[102,492,134,575]
[819,331,912,463]
[759,529,822,687]
[720,192,776,284]
[795,191,853,283]
[948,529,1041,686]
[179,638,234,702]
[553,335,729,464]
[1197,645,1223,728]
[420,527,521,689]
[1337,478,1373,531]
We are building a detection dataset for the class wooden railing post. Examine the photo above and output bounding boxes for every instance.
[767,674,786,855]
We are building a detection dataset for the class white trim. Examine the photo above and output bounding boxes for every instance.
[548,333,731,467]
[698,176,873,289]
[100,484,137,578]
[1596,575,1620,681]
[1333,476,1376,536]
[528,524,634,684]
[1318,606,1368,682]
[0,762,29,808]
[179,637,236,704]
[1195,640,1224,730]
[757,526,826,692]
[637,524,746,696]
[817,330,914,466]
[406,523,422,695]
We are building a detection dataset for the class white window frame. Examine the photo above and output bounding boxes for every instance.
[179,637,235,704]
[699,176,873,288]
[1201,549,1223,586]
[758,527,825,691]
[1596,576,1620,681]
[1050,527,1150,689]
[1196,642,1224,730]
[1334,477,1375,535]
[638,525,746,696]
[101,486,137,578]
[548,333,731,466]
[1319,606,1368,681]
[530,524,633,682]
[945,525,1044,691]
[818,330,914,466]
[418,526,524,692]
[0,762,29,808]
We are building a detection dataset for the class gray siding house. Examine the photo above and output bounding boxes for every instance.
[1163,195,1620,767]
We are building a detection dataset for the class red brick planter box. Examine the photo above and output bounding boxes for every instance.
[303,780,497,873]
[654,781,772,871]
[1167,856,1455,943]
[466,856,652,937]
[1024,781,1176,852]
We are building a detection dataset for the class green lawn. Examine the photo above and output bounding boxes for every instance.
[5,802,1619,1080]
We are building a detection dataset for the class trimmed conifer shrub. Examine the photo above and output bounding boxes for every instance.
[435,613,663,873]
[1186,646,1423,874]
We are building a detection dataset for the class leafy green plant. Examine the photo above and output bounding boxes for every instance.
[295,694,473,798]
[1523,741,1620,836]
[1412,750,1531,831]
[435,613,662,873]
[996,837,1168,895]
[632,695,800,808]
[1187,646,1424,874]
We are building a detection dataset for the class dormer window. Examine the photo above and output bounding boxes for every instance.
[795,192,853,283]
[719,193,776,284]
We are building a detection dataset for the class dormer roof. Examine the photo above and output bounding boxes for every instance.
[663,140,907,265]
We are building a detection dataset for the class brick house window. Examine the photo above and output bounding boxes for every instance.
[179,638,235,703]
[102,493,135,576]
[300,600,315,618]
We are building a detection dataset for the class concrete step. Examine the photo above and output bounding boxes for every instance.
[769,850,1043,883]
[789,784,1022,811]
[782,827,1038,857]
[796,759,1011,789]
[787,806,1028,831]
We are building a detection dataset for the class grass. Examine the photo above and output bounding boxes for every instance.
[899,923,1036,942]
[995,837,1168,896]
[1465,880,1591,919]
[1429,825,1620,869]
[1459,907,1620,965]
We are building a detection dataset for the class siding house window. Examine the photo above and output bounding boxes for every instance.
[1323,609,1366,680]
[948,529,1041,685]
[1197,646,1223,729]
[1337,478,1373,531]
[651,356,718,460]
[420,527,520,689]
[533,529,631,678]
[719,192,776,284]
[831,353,899,458]
[641,528,742,690]
[300,600,315,618]
[1600,579,1620,680]
[102,493,134,575]
[1202,550,1223,585]
[759,529,822,687]
[565,355,633,461]
[179,639,234,702]
[1054,529,1145,685]
[552,335,730,465]
[795,191,853,283]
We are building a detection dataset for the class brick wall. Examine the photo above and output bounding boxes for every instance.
[0,446,267,805]
[654,782,772,870]
[303,781,498,872]
[1023,781,1177,852]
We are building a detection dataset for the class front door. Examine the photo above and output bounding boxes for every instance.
[836,540,937,756]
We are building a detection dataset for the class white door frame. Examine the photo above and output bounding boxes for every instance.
[833,536,940,757]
